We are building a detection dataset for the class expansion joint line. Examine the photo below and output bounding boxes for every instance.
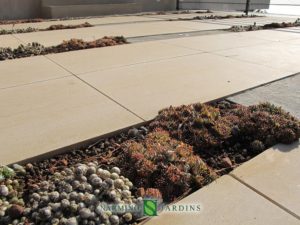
[44,55,146,122]
[229,174,300,220]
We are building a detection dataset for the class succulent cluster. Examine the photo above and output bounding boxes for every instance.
[231,19,300,32]
[0,22,93,36]
[149,103,235,150]
[0,18,44,25]
[48,37,127,54]
[45,22,92,31]
[0,43,45,60]
[149,102,300,170]
[0,27,37,35]
[232,103,300,146]
[117,129,216,201]
[172,14,258,21]
[0,36,127,61]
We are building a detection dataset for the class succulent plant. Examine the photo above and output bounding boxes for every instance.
[149,102,300,171]
[231,19,300,32]
[0,36,127,61]
[117,129,216,201]
[45,22,92,31]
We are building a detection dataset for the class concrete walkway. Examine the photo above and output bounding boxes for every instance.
[0,13,299,166]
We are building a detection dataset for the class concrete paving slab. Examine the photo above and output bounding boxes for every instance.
[232,141,300,217]
[283,36,300,45]
[228,73,300,119]
[0,56,71,89]
[0,15,162,30]
[79,53,290,120]
[13,21,229,47]
[47,41,199,75]
[145,175,300,225]
[161,32,269,52]
[232,29,300,42]
[0,76,142,165]
[216,42,300,73]
[0,34,23,48]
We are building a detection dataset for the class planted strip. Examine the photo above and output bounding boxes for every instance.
[116,129,216,201]
[230,19,300,32]
[0,22,93,35]
[0,102,299,224]
[0,36,128,61]
[169,14,260,21]
[0,18,44,25]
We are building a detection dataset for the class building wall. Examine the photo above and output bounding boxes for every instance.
[0,0,176,19]
[0,0,41,20]
[179,0,271,11]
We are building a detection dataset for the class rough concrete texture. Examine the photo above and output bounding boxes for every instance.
[144,175,300,225]
[9,21,229,47]
[79,52,289,120]
[232,141,300,217]
[0,76,142,165]
[228,73,300,118]
[0,0,41,19]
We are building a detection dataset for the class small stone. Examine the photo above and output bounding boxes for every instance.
[109,215,119,225]
[39,207,52,219]
[221,157,233,168]
[110,173,119,180]
[128,128,139,138]
[250,140,265,153]
[66,217,78,225]
[123,212,132,222]
[7,204,24,219]
[12,164,26,175]
[114,179,124,189]
[110,167,121,175]
[0,185,9,196]
[79,208,91,219]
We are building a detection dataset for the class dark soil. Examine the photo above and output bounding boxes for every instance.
[21,101,300,202]
[0,36,128,61]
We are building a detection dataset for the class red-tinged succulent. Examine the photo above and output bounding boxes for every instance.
[149,103,236,150]
[150,102,300,171]
[137,188,163,200]
[117,129,216,201]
